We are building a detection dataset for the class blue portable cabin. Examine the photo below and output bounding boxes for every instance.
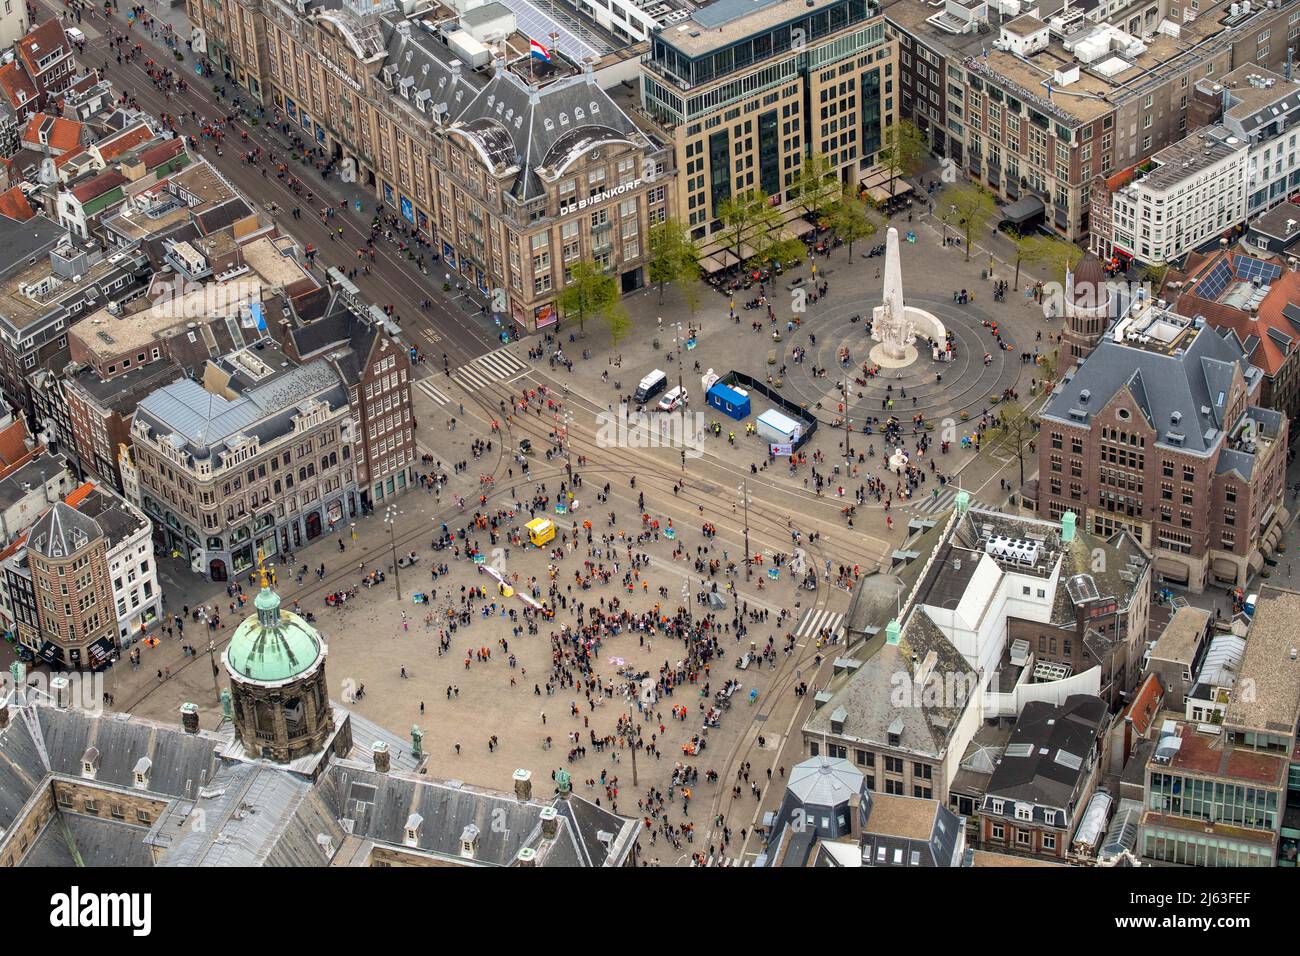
[708,382,751,420]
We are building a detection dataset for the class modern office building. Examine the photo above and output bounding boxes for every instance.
[641,0,897,256]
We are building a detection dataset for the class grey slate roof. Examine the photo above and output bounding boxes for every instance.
[1042,323,1257,455]
[0,213,63,285]
[28,501,101,559]
[25,815,155,867]
[0,708,50,830]
[135,359,345,458]
[314,762,548,863]
[983,695,1107,822]
[154,761,343,867]
[451,70,640,200]
[37,706,224,797]
[806,608,976,758]
[1,700,637,867]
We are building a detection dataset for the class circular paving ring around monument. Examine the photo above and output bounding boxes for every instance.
[777,297,1025,427]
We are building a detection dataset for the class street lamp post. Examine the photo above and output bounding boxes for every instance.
[842,376,853,468]
[385,505,403,600]
[563,408,574,488]
[737,479,752,580]
[207,639,220,701]
[674,321,685,394]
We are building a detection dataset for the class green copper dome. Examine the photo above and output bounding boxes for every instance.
[223,586,325,684]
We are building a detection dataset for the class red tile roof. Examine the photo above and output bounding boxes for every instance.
[20,112,82,153]
[1172,252,1300,378]
[1162,722,1287,786]
[0,186,35,222]
[69,170,126,204]
[137,137,184,169]
[63,481,96,508]
[16,20,70,85]
[0,416,32,474]
[1126,672,1164,737]
[0,60,38,111]
[96,122,153,162]
[0,533,28,564]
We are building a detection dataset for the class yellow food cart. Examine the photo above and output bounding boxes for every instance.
[526,517,555,547]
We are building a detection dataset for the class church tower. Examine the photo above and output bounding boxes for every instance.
[223,574,335,762]
[1061,253,1112,365]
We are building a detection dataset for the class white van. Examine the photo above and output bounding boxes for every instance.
[658,385,688,411]
[634,369,668,403]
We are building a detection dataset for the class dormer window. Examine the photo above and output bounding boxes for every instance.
[989,798,1004,814]
[1015,803,1033,821]
[544,118,554,131]
[559,113,569,126]
[574,107,585,121]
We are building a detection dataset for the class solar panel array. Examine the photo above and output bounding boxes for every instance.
[514,0,606,62]
[1195,259,1233,300]
[1233,254,1283,285]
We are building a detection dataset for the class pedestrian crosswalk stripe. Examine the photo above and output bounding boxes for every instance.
[910,487,1004,516]
[453,346,529,390]
[794,608,844,640]
[414,379,450,405]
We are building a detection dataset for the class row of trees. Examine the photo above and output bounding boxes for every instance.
[940,182,1081,288]
[559,121,1084,345]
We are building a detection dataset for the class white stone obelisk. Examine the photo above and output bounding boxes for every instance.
[883,225,905,330]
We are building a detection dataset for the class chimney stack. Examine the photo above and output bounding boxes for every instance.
[372,740,391,773]
[180,702,199,733]
[539,806,559,840]
[50,676,69,709]
[513,768,533,801]
[515,847,538,866]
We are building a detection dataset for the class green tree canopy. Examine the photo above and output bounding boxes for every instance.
[788,152,842,223]
[830,192,877,259]
[877,120,927,200]
[718,189,783,273]
[941,183,997,261]
[648,219,702,304]
[557,260,618,334]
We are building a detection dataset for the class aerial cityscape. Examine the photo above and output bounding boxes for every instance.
[0,0,1295,886]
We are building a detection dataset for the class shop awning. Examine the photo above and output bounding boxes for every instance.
[787,218,816,237]
[88,636,115,666]
[1248,550,1265,573]
[1211,556,1239,579]
[1155,557,1190,583]
[37,641,62,665]
[1000,195,1046,226]
[1263,526,1282,552]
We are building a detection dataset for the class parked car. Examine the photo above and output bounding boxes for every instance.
[658,385,688,411]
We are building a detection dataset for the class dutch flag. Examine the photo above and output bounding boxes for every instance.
[530,38,551,62]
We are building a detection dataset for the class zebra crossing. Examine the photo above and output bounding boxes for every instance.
[413,378,452,406]
[910,487,1005,517]
[453,347,529,390]
[793,607,844,641]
